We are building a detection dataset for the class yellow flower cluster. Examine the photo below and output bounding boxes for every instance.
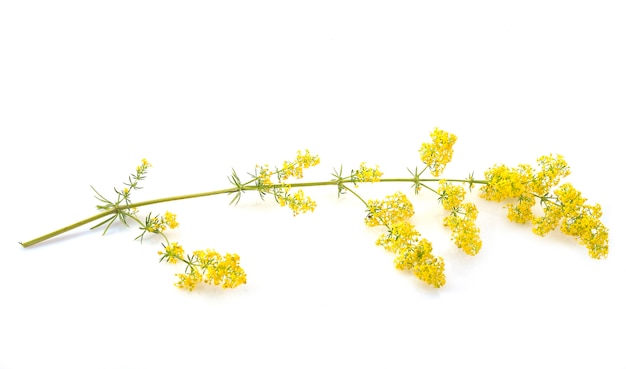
[137,158,151,173]
[438,180,466,211]
[419,128,457,176]
[537,183,608,259]
[481,155,608,258]
[145,211,179,233]
[534,155,571,194]
[175,249,247,290]
[158,242,185,264]
[277,188,317,216]
[150,214,247,290]
[256,150,320,216]
[443,203,481,256]
[163,211,179,229]
[366,192,414,227]
[352,163,383,186]
[175,269,202,291]
[438,181,482,256]
[279,149,320,181]
[256,164,273,188]
[481,154,570,202]
[366,192,446,288]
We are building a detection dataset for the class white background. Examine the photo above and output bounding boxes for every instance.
[1,1,625,368]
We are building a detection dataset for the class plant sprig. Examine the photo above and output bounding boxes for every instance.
[19,128,609,291]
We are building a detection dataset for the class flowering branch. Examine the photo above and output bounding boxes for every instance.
[19,128,609,291]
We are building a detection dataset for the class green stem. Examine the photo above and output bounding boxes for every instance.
[20,188,237,247]
[19,210,117,247]
[341,185,369,208]
[20,177,487,248]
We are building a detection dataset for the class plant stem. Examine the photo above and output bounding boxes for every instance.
[19,177,487,247]
[341,185,369,207]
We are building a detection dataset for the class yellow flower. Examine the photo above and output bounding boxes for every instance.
[437,181,482,256]
[530,154,570,195]
[413,256,446,288]
[158,242,185,264]
[164,211,179,229]
[257,164,273,187]
[353,163,383,186]
[443,203,482,256]
[481,155,569,202]
[481,156,608,259]
[531,202,563,236]
[506,194,535,224]
[393,238,433,271]
[173,249,247,291]
[194,249,247,289]
[438,180,465,211]
[280,149,320,181]
[145,212,179,233]
[216,253,248,289]
[553,183,608,259]
[175,268,203,291]
[376,221,419,253]
[480,164,530,201]
[365,191,447,287]
[419,128,457,177]
[277,189,317,216]
[365,192,414,227]
[137,158,151,172]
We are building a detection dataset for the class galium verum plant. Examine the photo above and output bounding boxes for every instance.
[20,128,609,290]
